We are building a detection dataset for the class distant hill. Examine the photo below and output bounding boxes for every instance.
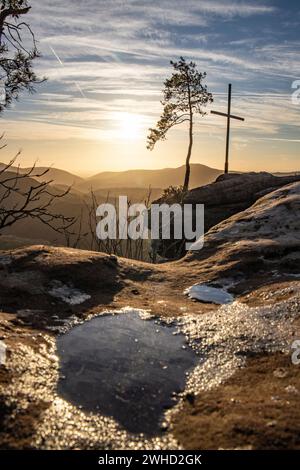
[2,163,299,194]
[273,171,300,177]
[0,163,224,192]
[77,164,222,192]
[0,163,84,187]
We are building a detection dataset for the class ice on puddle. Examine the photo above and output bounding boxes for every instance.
[0,341,7,366]
[184,284,234,305]
[49,281,91,305]
[56,308,198,435]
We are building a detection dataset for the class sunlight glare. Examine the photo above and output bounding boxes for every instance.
[118,112,143,141]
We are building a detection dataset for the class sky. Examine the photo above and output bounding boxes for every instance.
[1,0,300,175]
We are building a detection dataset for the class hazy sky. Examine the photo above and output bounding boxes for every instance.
[1,0,300,175]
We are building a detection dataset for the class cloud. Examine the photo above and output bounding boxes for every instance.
[4,0,298,169]
[187,0,276,16]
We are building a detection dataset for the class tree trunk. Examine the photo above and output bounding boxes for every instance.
[183,114,193,192]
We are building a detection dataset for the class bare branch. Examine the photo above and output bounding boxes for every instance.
[0,151,75,235]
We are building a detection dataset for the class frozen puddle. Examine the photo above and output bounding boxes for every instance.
[56,311,198,435]
[185,284,234,304]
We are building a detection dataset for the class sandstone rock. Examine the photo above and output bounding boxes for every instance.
[185,181,300,280]
[0,183,300,449]
[152,172,300,259]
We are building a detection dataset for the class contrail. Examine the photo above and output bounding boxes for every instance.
[49,45,64,66]
[49,45,86,99]
[75,82,86,99]
[256,138,300,143]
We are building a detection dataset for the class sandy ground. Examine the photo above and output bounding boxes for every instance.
[0,243,299,450]
[0,179,299,449]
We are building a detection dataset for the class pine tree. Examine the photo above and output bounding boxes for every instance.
[147,57,213,191]
[0,1,44,112]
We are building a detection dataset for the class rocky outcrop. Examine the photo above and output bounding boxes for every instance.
[185,172,300,232]
[183,181,300,283]
[152,172,300,259]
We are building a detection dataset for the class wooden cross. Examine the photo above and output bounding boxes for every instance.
[211,84,245,174]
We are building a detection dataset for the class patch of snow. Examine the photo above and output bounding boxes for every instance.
[273,368,288,378]
[204,182,300,246]
[0,340,6,366]
[0,254,12,266]
[48,281,91,305]
[184,284,234,305]
[285,385,299,395]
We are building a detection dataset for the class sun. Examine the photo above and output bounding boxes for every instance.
[118,112,143,141]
